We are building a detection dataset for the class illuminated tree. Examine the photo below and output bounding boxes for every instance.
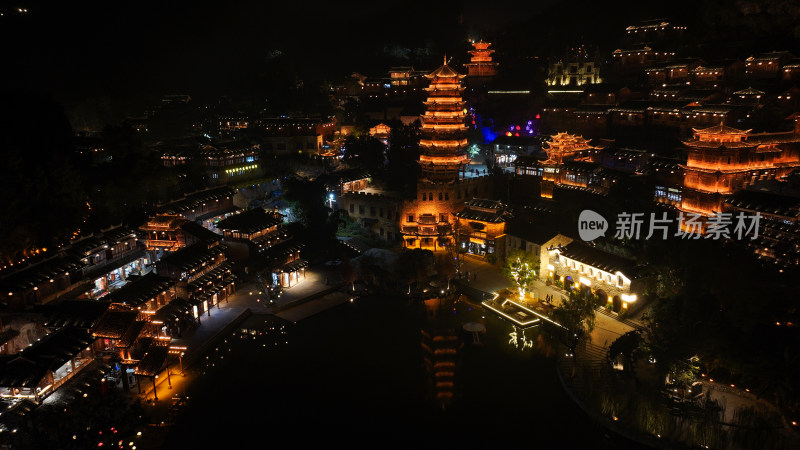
[502,249,538,300]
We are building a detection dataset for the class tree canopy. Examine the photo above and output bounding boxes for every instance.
[502,249,539,299]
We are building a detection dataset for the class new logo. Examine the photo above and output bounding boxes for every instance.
[578,210,608,241]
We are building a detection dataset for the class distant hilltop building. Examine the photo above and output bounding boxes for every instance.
[547,46,603,87]
[465,41,498,78]
[622,19,686,47]
[745,51,795,79]
[161,94,192,104]
[612,20,684,75]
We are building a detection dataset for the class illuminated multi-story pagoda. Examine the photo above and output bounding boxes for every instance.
[400,58,492,250]
[679,123,800,216]
[419,57,470,182]
[465,41,498,77]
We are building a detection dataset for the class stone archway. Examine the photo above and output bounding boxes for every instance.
[596,289,609,308]
[612,295,622,313]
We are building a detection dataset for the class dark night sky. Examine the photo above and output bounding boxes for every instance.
[2,1,544,100]
[2,0,798,122]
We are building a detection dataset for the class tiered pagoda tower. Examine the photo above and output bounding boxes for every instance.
[465,41,498,77]
[419,57,470,181]
[679,123,800,216]
[400,58,492,250]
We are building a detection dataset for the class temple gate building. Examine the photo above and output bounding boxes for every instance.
[536,132,602,198]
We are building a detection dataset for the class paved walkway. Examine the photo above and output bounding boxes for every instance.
[276,291,352,322]
[459,255,511,292]
[134,267,333,403]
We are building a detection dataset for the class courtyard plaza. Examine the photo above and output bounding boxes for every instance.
[133,267,337,405]
[458,254,636,350]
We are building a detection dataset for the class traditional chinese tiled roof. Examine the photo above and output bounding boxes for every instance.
[198,141,257,157]
[685,130,800,149]
[733,87,765,96]
[156,187,236,216]
[0,257,85,294]
[43,300,112,329]
[329,168,371,184]
[464,198,504,210]
[689,106,732,115]
[262,240,305,262]
[93,310,139,339]
[613,45,653,54]
[194,206,241,223]
[455,208,506,224]
[68,236,107,257]
[140,215,187,231]
[251,229,290,249]
[157,244,226,273]
[573,105,610,115]
[640,156,686,174]
[216,208,282,235]
[115,321,148,349]
[103,226,138,243]
[152,298,194,323]
[187,261,236,293]
[134,344,170,377]
[609,106,647,114]
[425,61,465,79]
[725,190,800,218]
[608,148,647,158]
[102,273,174,308]
[558,242,643,278]
[561,161,601,172]
[692,123,750,135]
[179,221,222,244]
[0,328,94,388]
[747,51,793,62]
[277,259,308,273]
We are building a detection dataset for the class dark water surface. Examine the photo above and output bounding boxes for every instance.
[165,294,647,448]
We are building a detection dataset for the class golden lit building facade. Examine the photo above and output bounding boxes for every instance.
[679,123,800,216]
[453,199,508,257]
[401,59,492,249]
[546,60,601,87]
